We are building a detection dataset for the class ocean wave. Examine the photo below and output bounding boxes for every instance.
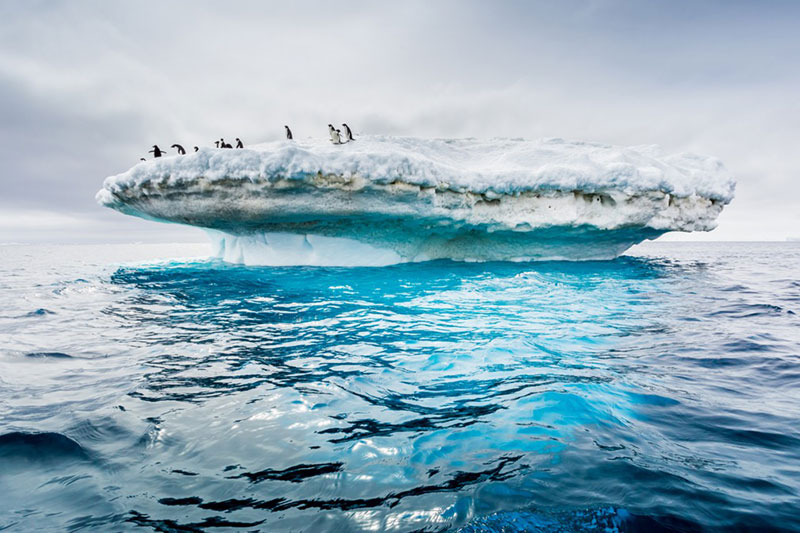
[0,432,90,463]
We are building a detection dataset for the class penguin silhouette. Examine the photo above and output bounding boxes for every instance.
[235,138,244,149]
[285,126,293,140]
[171,144,186,155]
[140,158,146,162]
[194,146,199,152]
[342,123,354,141]
[148,145,165,157]
[220,138,232,149]
[214,140,220,148]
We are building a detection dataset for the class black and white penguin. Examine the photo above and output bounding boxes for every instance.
[328,124,338,143]
[285,126,293,140]
[194,146,199,152]
[342,123,354,141]
[335,128,343,144]
[235,138,244,149]
[148,145,165,157]
[171,144,186,155]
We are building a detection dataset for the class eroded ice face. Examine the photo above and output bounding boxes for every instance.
[97,136,734,265]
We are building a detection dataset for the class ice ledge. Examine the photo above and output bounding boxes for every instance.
[101,136,736,202]
[97,136,734,265]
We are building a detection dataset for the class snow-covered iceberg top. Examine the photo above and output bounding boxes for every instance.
[98,136,735,265]
[101,136,735,202]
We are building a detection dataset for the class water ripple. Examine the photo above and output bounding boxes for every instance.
[0,242,799,532]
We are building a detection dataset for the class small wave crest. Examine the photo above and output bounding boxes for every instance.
[21,308,56,317]
[24,351,74,359]
[0,432,91,463]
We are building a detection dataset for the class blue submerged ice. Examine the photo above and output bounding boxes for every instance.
[97,137,735,265]
[1,242,799,532]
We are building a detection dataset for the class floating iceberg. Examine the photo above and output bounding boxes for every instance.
[97,136,735,265]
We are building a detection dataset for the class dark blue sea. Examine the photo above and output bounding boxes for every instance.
[1,242,799,532]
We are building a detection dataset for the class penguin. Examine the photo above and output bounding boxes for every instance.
[285,125,293,140]
[140,158,146,162]
[220,138,232,149]
[235,138,244,149]
[335,129,343,144]
[328,124,338,143]
[171,144,186,155]
[214,140,220,148]
[342,123,354,141]
[148,145,166,157]
[194,146,199,152]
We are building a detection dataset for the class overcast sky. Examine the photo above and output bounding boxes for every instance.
[1,0,798,243]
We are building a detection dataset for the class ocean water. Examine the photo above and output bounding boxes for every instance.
[1,242,799,532]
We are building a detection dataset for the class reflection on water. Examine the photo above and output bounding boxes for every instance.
[0,243,799,532]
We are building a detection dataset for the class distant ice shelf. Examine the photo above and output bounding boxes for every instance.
[97,136,735,265]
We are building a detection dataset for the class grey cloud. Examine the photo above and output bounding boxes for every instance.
[0,0,798,241]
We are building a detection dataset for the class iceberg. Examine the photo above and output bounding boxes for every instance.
[97,136,735,265]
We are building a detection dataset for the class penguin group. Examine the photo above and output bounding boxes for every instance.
[328,123,355,144]
[280,123,354,143]
[140,123,355,161]
[214,138,236,149]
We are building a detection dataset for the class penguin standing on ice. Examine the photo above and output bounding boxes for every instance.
[342,123,354,141]
[171,144,186,155]
[148,145,166,157]
[214,140,220,148]
[235,138,244,149]
[220,138,232,148]
[285,126,293,140]
[194,146,199,152]
[328,124,339,143]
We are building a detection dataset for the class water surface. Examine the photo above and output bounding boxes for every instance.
[1,242,799,531]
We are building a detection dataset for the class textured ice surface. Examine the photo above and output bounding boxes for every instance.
[98,136,735,265]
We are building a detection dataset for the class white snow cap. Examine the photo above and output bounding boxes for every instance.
[102,135,735,202]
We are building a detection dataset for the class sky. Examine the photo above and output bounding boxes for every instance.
[1,0,798,243]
